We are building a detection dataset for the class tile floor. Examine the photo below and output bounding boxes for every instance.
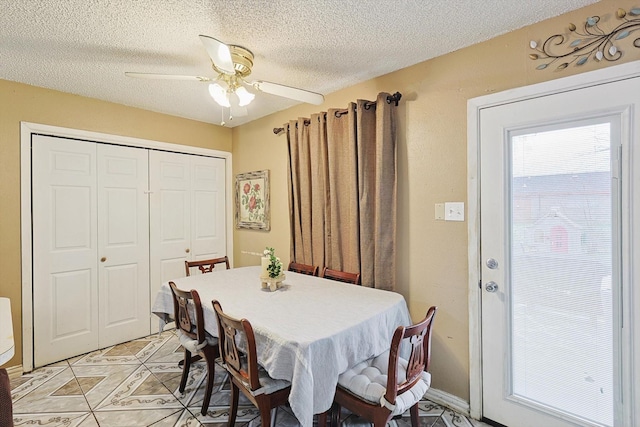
[10,331,491,427]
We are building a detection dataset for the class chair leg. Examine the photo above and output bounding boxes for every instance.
[330,403,340,427]
[178,354,201,366]
[229,382,239,427]
[259,406,272,427]
[410,402,420,427]
[0,368,13,427]
[317,410,329,427]
[178,348,192,393]
[372,412,390,427]
[200,351,216,416]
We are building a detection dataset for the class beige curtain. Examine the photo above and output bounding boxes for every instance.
[286,92,397,290]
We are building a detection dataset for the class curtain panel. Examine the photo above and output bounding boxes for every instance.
[285,92,397,290]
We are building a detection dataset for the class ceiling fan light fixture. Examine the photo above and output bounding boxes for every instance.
[128,35,326,120]
[235,86,255,107]
[209,83,230,107]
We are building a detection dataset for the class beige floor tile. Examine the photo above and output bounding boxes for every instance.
[142,333,184,364]
[77,414,100,427]
[93,408,186,426]
[440,408,474,427]
[13,412,93,427]
[69,363,141,409]
[10,366,68,400]
[94,364,182,411]
[71,345,140,366]
[12,367,91,414]
[147,361,208,407]
[12,333,477,427]
[190,405,260,425]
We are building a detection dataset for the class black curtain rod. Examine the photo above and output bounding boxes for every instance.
[273,92,402,135]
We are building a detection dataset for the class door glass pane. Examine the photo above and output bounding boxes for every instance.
[510,122,613,426]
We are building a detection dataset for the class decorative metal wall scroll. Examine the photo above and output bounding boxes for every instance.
[529,7,640,71]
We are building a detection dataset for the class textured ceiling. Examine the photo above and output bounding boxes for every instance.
[1,0,598,127]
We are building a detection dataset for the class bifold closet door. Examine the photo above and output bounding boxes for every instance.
[33,136,150,367]
[33,136,99,366]
[149,151,226,326]
[97,144,150,348]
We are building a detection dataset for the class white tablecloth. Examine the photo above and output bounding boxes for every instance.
[152,266,411,426]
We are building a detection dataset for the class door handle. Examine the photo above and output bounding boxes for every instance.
[185,248,190,253]
[100,257,107,263]
[485,281,498,293]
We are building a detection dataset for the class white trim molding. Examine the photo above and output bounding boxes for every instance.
[20,122,234,372]
[425,387,471,416]
[6,365,22,381]
[467,60,640,423]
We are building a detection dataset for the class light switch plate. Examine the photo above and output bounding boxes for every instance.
[445,202,464,222]
[435,203,445,220]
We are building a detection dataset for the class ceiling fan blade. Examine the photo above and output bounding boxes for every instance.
[125,72,211,82]
[252,81,324,105]
[199,35,235,75]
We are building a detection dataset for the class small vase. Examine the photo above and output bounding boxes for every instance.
[260,273,286,291]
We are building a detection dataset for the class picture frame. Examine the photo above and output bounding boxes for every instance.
[235,169,270,230]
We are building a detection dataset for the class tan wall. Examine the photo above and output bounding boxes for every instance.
[232,0,640,401]
[0,79,231,367]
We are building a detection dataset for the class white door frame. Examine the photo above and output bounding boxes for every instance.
[467,60,640,423]
[20,121,233,372]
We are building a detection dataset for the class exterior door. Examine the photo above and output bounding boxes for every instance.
[33,136,99,366]
[480,77,640,426]
[97,144,150,347]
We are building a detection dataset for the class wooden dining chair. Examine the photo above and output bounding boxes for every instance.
[169,282,219,416]
[321,267,361,285]
[212,300,292,427]
[288,261,319,276]
[331,306,438,427]
[184,256,230,276]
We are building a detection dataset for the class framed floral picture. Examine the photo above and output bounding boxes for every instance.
[235,170,270,230]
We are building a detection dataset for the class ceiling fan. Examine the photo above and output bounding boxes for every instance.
[126,35,324,123]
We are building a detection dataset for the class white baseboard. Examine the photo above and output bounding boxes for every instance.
[6,365,22,381]
[425,387,471,416]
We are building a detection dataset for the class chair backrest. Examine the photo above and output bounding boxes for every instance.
[185,256,230,276]
[212,300,261,391]
[288,262,319,276]
[321,267,361,285]
[384,306,437,405]
[169,281,207,344]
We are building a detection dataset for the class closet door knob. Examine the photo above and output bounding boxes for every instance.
[185,248,190,253]
[100,257,107,262]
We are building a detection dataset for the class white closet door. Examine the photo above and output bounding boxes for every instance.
[97,144,150,347]
[191,156,226,261]
[149,152,227,330]
[149,151,192,304]
[32,136,99,366]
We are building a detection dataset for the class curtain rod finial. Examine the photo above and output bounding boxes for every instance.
[387,92,402,106]
[273,127,284,135]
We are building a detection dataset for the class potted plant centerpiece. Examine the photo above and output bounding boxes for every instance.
[261,247,285,291]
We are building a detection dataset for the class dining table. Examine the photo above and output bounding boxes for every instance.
[151,265,412,427]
